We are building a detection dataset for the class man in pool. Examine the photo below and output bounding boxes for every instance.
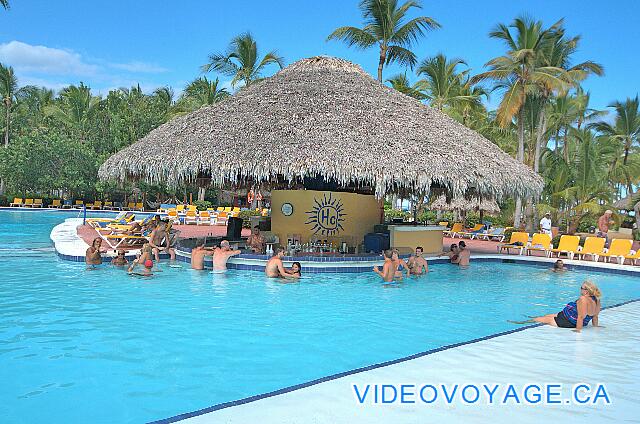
[452,240,470,266]
[111,250,129,267]
[265,247,295,278]
[149,221,176,262]
[212,240,241,271]
[437,244,459,263]
[373,249,394,282]
[86,237,107,265]
[552,259,566,272]
[191,240,216,270]
[407,246,429,274]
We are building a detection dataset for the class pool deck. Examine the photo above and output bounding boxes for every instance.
[159,300,640,424]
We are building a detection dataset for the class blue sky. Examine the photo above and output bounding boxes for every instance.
[1,0,638,111]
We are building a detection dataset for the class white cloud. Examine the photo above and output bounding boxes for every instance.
[0,41,99,76]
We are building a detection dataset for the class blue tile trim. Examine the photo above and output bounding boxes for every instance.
[148,298,640,424]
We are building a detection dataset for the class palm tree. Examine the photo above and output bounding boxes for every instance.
[1,0,9,10]
[590,96,640,165]
[201,33,284,88]
[183,77,230,106]
[472,16,565,226]
[0,63,18,148]
[327,0,440,82]
[14,85,54,130]
[44,83,101,143]
[386,73,425,100]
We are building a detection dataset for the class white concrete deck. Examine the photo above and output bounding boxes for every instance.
[177,301,640,424]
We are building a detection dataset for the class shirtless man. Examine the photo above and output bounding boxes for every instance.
[246,226,265,253]
[191,240,216,270]
[597,210,615,239]
[111,250,129,267]
[85,237,106,265]
[407,246,429,274]
[265,247,295,278]
[373,250,395,282]
[149,221,176,261]
[452,241,470,266]
[212,240,241,271]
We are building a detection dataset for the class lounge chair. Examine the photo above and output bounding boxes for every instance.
[600,239,633,264]
[444,223,463,238]
[166,209,181,224]
[525,233,552,256]
[216,211,229,226]
[102,233,148,249]
[624,249,640,266]
[576,237,606,262]
[548,235,580,260]
[122,202,136,211]
[184,210,198,225]
[261,208,270,217]
[438,221,449,227]
[477,227,506,242]
[187,204,198,213]
[32,199,43,208]
[103,201,114,210]
[157,203,177,213]
[10,197,23,207]
[198,210,217,225]
[72,200,84,209]
[498,232,529,255]
[62,200,73,209]
[48,199,62,209]
[176,204,186,213]
[458,224,485,239]
[135,202,144,211]
[23,198,34,207]
[91,200,102,210]
[216,206,224,212]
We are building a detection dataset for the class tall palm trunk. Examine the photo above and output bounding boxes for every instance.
[1,101,9,195]
[513,107,525,228]
[377,45,386,82]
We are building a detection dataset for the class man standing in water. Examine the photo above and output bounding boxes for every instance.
[149,221,176,262]
[407,246,429,275]
[212,240,241,272]
[265,247,295,278]
[191,240,216,270]
[373,249,395,282]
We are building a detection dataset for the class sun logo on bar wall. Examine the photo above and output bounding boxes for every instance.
[305,193,347,236]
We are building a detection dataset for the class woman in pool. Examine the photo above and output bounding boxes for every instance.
[287,262,302,278]
[111,250,129,267]
[532,280,601,332]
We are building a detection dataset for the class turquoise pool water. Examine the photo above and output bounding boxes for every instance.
[1,210,639,423]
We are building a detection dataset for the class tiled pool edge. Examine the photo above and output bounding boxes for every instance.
[149,298,640,424]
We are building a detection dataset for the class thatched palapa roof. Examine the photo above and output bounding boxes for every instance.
[429,195,500,214]
[99,56,543,199]
[613,192,639,210]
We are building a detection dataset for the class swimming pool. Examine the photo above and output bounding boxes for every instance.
[1,210,639,423]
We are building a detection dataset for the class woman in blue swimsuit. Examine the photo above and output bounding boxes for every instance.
[532,281,601,332]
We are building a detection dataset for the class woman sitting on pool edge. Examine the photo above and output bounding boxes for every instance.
[532,280,601,332]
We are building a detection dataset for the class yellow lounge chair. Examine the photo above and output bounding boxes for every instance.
[216,206,224,212]
[548,235,580,260]
[73,200,84,209]
[458,223,485,239]
[444,223,464,238]
[10,197,23,207]
[600,239,633,264]
[438,221,449,227]
[135,202,144,211]
[48,199,62,208]
[198,210,216,225]
[184,210,198,225]
[223,206,232,213]
[102,233,148,249]
[103,201,114,210]
[23,198,34,207]
[166,209,180,224]
[33,199,43,208]
[577,237,606,262]
[261,208,269,217]
[85,201,95,209]
[187,204,198,212]
[624,249,640,266]
[498,232,529,255]
[92,200,102,210]
[176,204,186,213]
[525,233,552,256]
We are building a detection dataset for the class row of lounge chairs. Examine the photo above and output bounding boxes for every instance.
[443,223,507,242]
[9,198,44,207]
[158,205,269,226]
[8,198,144,210]
[497,232,640,265]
